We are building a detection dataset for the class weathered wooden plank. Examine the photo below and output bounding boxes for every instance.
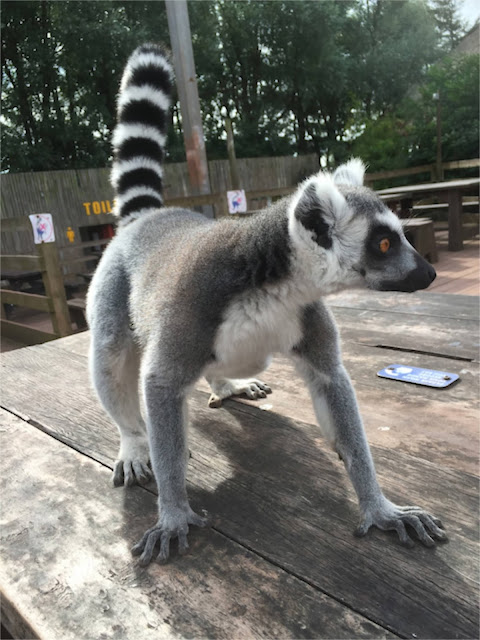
[326,290,479,321]
[443,159,480,171]
[60,238,111,252]
[0,320,57,345]
[1,255,43,272]
[365,164,434,183]
[0,409,393,640]
[0,289,53,312]
[328,307,479,361]
[0,216,32,232]
[61,254,100,266]
[1,343,478,639]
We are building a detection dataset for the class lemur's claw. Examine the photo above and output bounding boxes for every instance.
[358,497,447,547]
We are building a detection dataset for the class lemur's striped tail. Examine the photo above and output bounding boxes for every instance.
[111,44,173,222]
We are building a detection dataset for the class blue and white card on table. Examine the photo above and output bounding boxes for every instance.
[377,364,459,388]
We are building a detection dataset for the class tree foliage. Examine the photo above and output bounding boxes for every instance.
[1,0,474,174]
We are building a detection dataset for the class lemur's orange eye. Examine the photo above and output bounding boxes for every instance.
[379,238,390,253]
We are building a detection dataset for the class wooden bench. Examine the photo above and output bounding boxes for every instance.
[67,297,87,330]
[402,217,438,263]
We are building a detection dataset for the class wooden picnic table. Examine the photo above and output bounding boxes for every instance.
[1,290,479,639]
[377,177,480,252]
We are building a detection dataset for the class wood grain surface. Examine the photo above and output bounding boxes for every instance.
[1,333,478,639]
[1,410,393,640]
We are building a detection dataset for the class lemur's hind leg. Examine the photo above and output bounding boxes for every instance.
[206,376,272,408]
[293,301,447,548]
[90,335,152,487]
[132,339,209,565]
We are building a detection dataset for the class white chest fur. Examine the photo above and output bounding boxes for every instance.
[209,285,304,379]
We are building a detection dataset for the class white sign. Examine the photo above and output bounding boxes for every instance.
[29,213,55,244]
[227,189,247,214]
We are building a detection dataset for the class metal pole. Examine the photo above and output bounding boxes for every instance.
[165,0,213,218]
[225,116,240,190]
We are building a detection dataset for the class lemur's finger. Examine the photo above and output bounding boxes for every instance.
[393,520,415,547]
[123,461,137,487]
[403,515,435,547]
[418,514,448,540]
[178,531,189,555]
[112,461,125,487]
[132,460,151,485]
[156,531,172,564]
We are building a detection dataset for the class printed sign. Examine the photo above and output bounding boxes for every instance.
[29,213,55,244]
[377,364,459,388]
[227,190,247,214]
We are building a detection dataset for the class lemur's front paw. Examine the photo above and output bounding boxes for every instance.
[112,436,152,487]
[355,496,447,548]
[132,506,209,566]
[208,378,272,408]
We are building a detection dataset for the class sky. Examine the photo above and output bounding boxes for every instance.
[457,0,480,29]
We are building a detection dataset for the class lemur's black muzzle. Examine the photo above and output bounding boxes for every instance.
[379,254,436,293]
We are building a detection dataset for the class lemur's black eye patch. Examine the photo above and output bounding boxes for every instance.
[368,225,400,258]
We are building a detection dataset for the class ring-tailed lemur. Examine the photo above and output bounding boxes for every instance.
[87,44,446,566]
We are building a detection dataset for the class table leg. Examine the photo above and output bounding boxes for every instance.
[447,189,463,251]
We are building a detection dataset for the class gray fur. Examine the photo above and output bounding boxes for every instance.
[87,44,445,565]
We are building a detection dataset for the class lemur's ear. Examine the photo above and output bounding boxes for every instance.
[333,158,365,187]
[293,177,346,249]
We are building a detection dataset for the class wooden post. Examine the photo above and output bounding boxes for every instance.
[37,241,72,337]
[447,188,463,251]
[225,116,240,190]
[165,0,213,218]
[434,91,444,182]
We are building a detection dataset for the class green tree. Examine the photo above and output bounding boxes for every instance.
[0,0,458,174]
[409,53,479,165]
[430,0,466,51]
[351,53,479,172]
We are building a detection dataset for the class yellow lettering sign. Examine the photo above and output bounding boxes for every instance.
[83,200,115,216]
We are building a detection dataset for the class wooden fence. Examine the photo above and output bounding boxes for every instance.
[1,156,478,257]
[1,217,72,345]
[365,159,480,188]
[0,154,319,255]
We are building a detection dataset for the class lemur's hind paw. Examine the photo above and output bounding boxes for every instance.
[132,507,209,565]
[113,435,152,487]
[112,458,152,487]
[208,378,272,408]
[355,496,447,548]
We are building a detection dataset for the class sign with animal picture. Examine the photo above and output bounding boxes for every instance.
[227,189,247,214]
[29,213,55,244]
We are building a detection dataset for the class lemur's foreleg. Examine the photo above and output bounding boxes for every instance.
[293,302,447,547]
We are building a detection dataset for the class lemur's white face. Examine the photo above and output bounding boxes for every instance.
[288,159,436,295]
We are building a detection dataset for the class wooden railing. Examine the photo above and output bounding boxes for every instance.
[365,158,480,187]
[161,159,479,215]
[1,216,72,345]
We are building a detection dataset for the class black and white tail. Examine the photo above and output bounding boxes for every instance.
[111,44,173,222]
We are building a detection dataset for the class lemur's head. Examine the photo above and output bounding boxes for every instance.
[288,158,436,295]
